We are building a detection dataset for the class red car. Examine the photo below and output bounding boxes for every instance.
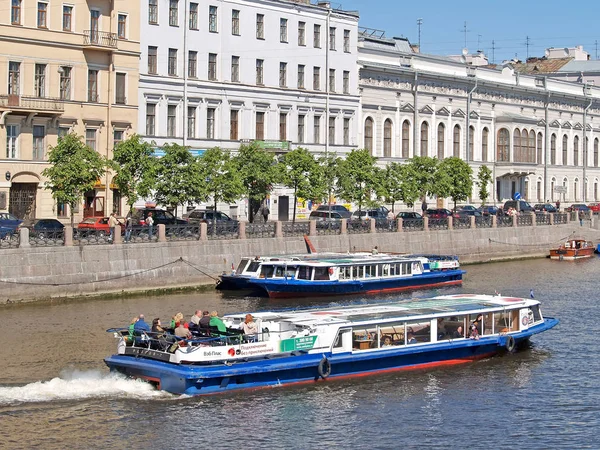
[588,203,600,213]
[77,216,124,236]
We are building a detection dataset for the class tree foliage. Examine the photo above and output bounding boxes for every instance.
[111,134,156,209]
[377,162,407,213]
[316,153,340,205]
[42,132,107,226]
[279,148,321,223]
[437,157,473,211]
[405,156,440,199]
[337,149,379,212]
[477,165,493,205]
[395,163,421,209]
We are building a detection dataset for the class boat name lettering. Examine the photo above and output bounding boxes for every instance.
[240,343,274,356]
[203,350,223,357]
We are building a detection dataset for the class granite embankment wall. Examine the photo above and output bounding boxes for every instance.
[1,222,599,303]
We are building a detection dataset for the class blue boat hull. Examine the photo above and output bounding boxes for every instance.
[104,318,557,396]
[246,269,465,298]
[216,274,255,290]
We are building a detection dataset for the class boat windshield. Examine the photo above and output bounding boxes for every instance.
[236,258,250,274]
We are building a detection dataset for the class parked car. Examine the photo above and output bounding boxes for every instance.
[351,209,388,220]
[457,205,479,212]
[453,210,482,218]
[566,204,591,213]
[426,208,453,219]
[187,209,238,225]
[587,203,600,213]
[130,208,187,226]
[478,205,500,216]
[0,212,23,238]
[31,218,65,238]
[396,211,422,220]
[533,203,557,213]
[502,200,535,213]
[77,216,124,236]
[316,204,351,219]
[309,210,343,228]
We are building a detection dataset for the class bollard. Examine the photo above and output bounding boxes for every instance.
[309,220,317,236]
[19,227,30,248]
[549,212,554,225]
[238,221,246,239]
[113,226,123,244]
[340,218,347,234]
[397,218,403,232]
[530,212,536,227]
[200,222,208,241]
[512,214,518,227]
[158,224,166,242]
[275,221,283,238]
[469,216,476,229]
[491,215,497,228]
[64,226,73,246]
[423,217,429,231]
[447,216,453,230]
[370,218,376,233]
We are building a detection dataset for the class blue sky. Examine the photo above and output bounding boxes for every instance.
[339,0,600,63]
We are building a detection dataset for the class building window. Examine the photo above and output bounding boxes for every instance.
[256,59,264,85]
[62,5,72,31]
[230,110,239,140]
[8,62,20,95]
[343,70,349,94]
[298,22,305,46]
[314,116,321,144]
[482,128,489,162]
[329,117,336,145]
[329,69,335,93]
[314,24,321,48]
[89,10,100,43]
[167,105,177,137]
[528,130,535,163]
[280,18,288,42]
[187,107,196,138]
[594,138,599,167]
[6,125,19,159]
[231,9,239,35]
[208,53,217,80]
[420,122,429,157]
[33,125,45,160]
[279,62,287,88]
[513,129,521,162]
[169,0,178,26]
[115,72,126,104]
[256,14,264,39]
[86,129,97,151]
[551,134,556,165]
[313,67,320,90]
[34,64,46,97]
[231,56,240,82]
[188,51,197,78]
[189,3,198,29]
[364,117,373,154]
[114,130,124,147]
[384,119,392,156]
[206,108,215,139]
[146,104,156,135]
[402,120,410,158]
[329,27,336,50]
[118,14,127,38]
[256,111,265,140]
[88,69,98,102]
[57,202,68,218]
[468,126,474,161]
[209,5,217,32]
[298,115,305,143]
[298,65,305,89]
[497,128,509,162]
[562,134,568,166]
[149,111,166,138]
[11,0,22,25]
[437,123,445,160]
[58,127,69,139]
[37,2,47,28]
[148,46,157,74]
[279,113,287,141]
[168,48,177,76]
[537,132,543,164]
[148,0,158,24]
[574,136,579,166]
[343,118,350,146]
[344,29,350,52]
[59,66,71,100]
[453,125,461,158]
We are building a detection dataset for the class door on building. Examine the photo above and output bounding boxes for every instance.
[84,193,105,217]
[9,183,37,222]
[278,196,289,222]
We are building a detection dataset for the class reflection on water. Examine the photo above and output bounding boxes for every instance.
[1,257,599,447]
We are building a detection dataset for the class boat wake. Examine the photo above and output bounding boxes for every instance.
[0,369,172,405]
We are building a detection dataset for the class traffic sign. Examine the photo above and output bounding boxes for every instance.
[513,192,521,200]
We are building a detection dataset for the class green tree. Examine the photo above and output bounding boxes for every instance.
[316,153,340,205]
[279,148,321,224]
[111,134,156,211]
[396,163,421,209]
[233,142,278,223]
[198,147,244,232]
[377,162,406,213]
[437,157,473,211]
[405,156,440,199]
[42,132,107,227]
[477,165,493,205]
[337,149,379,212]
[153,143,203,211]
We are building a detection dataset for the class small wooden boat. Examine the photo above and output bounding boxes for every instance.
[549,238,594,260]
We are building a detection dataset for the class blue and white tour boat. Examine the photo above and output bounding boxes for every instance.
[104,293,558,396]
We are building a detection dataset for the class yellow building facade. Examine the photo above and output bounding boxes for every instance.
[0,0,139,222]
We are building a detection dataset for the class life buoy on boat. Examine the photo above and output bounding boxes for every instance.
[505,335,516,352]
[318,357,331,379]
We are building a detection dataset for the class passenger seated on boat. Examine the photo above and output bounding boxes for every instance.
[126,317,138,345]
[469,319,480,340]
[199,311,211,329]
[152,318,166,337]
[407,333,417,344]
[169,312,184,330]
[437,318,448,339]
[133,314,151,332]
[452,326,464,339]
[239,314,259,342]
[175,321,192,339]
[209,311,227,333]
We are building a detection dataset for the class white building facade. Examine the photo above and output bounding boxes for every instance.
[358,34,600,207]
[139,0,360,219]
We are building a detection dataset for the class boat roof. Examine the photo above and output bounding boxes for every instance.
[258,254,428,266]
[225,294,536,327]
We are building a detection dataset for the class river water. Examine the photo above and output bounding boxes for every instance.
[0,258,598,449]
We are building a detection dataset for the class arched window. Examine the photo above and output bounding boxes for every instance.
[420,122,429,157]
[528,130,535,162]
[453,125,461,157]
[497,128,509,162]
[595,138,599,167]
[574,136,579,166]
[562,134,568,166]
[551,134,556,165]
[437,123,445,160]
[383,119,392,157]
[482,128,489,162]
[537,132,543,164]
[468,126,474,161]
[364,117,374,155]
[513,129,521,162]
[574,178,579,201]
[401,120,410,158]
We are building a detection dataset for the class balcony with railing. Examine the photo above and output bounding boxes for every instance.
[83,30,117,50]
[0,95,65,113]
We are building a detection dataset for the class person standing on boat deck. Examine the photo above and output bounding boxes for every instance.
[372,246,379,255]
[199,310,211,329]
[209,311,227,332]
[134,314,151,332]
[239,314,259,342]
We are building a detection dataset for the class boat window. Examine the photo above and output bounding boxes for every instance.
[436,316,466,340]
[365,265,376,277]
[358,266,365,278]
[381,264,390,277]
[275,266,285,277]
[247,261,261,273]
[297,266,312,280]
[495,309,519,333]
[406,321,431,344]
[531,305,542,322]
[275,266,297,278]
[314,267,329,280]
[377,322,405,347]
[482,313,494,335]
[351,326,379,350]
[236,258,249,274]
[404,262,412,275]
[339,266,352,280]
[260,266,275,279]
